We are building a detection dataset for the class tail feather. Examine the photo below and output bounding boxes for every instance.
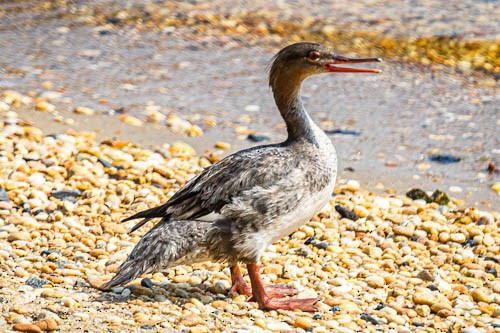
[100,219,212,291]
[100,260,152,291]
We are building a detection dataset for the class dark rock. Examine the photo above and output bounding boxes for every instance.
[312,314,322,320]
[487,162,498,174]
[25,277,51,288]
[247,134,270,142]
[427,284,439,291]
[22,203,31,215]
[335,205,359,221]
[485,256,499,263]
[106,16,121,25]
[304,236,315,245]
[330,305,341,313]
[141,278,154,289]
[486,268,497,277]
[416,270,434,282]
[56,260,71,269]
[23,156,40,162]
[41,249,61,256]
[326,129,361,136]
[97,157,114,169]
[431,190,450,205]
[375,302,384,310]
[314,241,329,250]
[462,239,478,247]
[140,325,155,329]
[0,188,9,202]
[51,189,82,201]
[477,216,491,225]
[360,313,381,325]
[344,167,355,172]
[413,322,424,327]
[295,248,310,257]
[74,280,91,288]
[428,154,461,164]
[406,188,432,203]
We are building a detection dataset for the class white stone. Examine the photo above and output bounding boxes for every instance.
[28,173,46,187]
[460,328,481,333]
[372,197,390,210]
[244,104,260,112]
[346,179,360,191]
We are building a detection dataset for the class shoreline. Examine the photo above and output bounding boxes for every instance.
[5,81,499,209]
[0,107,499,332]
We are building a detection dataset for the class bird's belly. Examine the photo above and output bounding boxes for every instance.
[230,179,335,263]
[268,181,334,243]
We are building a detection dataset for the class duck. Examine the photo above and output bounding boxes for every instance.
[100,42,381,311]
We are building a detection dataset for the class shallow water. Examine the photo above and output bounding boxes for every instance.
[0,0,498,207]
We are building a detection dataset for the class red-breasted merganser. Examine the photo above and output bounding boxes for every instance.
[101,42,381,311]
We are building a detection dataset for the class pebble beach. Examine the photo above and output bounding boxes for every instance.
[1,1,499,332]
[0,96,499,332]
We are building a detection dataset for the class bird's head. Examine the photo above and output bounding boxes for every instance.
[269,42,382,88]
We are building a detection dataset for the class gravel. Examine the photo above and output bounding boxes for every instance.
[0,101,498,332]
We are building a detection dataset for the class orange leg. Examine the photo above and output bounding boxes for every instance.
[228,264,299,299]
[228,264,252,296]
[247,263,319,311]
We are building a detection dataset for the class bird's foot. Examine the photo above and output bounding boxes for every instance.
[247,283,298,301]
[228,282,297,299]
[228,264,253,296]
[228,280,252,297]
[257,297,319,312]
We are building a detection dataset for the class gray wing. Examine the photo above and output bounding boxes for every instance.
[123,144,302,232]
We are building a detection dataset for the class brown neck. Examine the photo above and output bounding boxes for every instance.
[271,70,315,143]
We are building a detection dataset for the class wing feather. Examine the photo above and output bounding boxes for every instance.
[123,144,299,232]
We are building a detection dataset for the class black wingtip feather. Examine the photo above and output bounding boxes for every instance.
[128,218,152,234]
[121,209,152,223]
[121,205,172,232]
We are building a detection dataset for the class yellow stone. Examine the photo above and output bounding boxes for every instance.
[187,125,203,137]
[13,323,42,333]
[34,318,58,331]
[118,115,143,126]
[215,142,231,150]
[211,300,229,309]
[73,106,95,116]
[471,289,493,303]
[41,289,64,298]
[35,101,55,112]
[254,318,266,329]
[294,317,313,329]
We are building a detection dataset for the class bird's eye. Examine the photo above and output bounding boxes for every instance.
[307,51,320,61]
